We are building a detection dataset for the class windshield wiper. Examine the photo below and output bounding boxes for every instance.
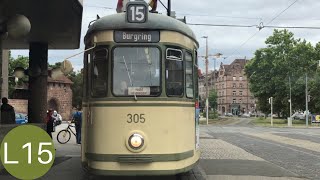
[122,56,137,101]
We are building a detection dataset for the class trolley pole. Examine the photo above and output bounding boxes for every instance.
[202,36,209,125]
[167,0,171,16]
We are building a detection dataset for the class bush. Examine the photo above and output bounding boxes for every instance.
[203,111,218,119]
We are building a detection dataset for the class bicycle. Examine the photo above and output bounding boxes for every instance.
[57,121,76,144]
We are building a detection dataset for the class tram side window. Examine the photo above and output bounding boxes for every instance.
[84,52,90,98]
[166,48,183,96]
[186,52,193,98]
[194,50,199,98]
[92,49,108,97]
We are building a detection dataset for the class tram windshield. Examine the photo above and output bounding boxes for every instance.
[113,47,161,96]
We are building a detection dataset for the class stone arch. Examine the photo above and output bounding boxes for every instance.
[222,106,226,114]
[48,98,59,112]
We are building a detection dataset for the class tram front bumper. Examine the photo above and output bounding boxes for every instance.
[85,150,200,176]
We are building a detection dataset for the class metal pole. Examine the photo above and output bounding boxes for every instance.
[213,58,216,91]
[305,73,308,127]
[289,76,292,117]
[271,97,273,127]
[167,0,171,16]
[205,37,209,125]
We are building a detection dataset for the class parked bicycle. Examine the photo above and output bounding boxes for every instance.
[57,121,76,144]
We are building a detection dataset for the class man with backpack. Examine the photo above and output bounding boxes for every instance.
[72,107,82,144]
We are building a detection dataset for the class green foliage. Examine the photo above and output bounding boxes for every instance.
[208,111,218,119]
[202,110,218,119]
[8,54,29,98]
[245,29,320,116]
[48,62,62,69]
[67,71,83,108]
[208,90,217,109]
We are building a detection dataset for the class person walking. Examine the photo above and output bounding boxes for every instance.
[1,97,15,124]
[72,107,82,144]
[46,109,54,139]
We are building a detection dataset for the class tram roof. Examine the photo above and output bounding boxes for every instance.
[85,13,199,47]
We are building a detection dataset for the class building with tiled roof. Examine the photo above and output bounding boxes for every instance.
[199,59,257,115]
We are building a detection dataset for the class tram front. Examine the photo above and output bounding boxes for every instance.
[81,0,200,176]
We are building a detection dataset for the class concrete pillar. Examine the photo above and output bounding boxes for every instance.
[0,39,2,124]
[1,49,9,98]
[28,42,48,123]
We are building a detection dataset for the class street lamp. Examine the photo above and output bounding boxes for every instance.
[201,36,209,125]
[305,60,320,127]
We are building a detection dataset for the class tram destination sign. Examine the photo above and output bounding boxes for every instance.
[114,31,160,43]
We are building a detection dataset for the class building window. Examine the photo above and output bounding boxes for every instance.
[239,91,243,96]
[222,99,224,104]
[219,99,221,104]
[233,91,236,96]
[233,76,236,81]
[233,83,236,88]
[233,99,236,103]
[239,83,243,88]
[216,85,218,89]
[222,83,224,88]
[240,76,243,81]
[239,99,242,103]
[219,92,221,96]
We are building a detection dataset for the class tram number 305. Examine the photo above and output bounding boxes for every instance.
[127,114,145,123]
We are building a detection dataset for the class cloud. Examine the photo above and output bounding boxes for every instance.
[10,0,320,72]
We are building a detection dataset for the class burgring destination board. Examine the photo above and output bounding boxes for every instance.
[114,31,160,43]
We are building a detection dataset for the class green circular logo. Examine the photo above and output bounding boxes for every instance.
[0,125,55,179]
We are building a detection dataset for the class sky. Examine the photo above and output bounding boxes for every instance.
[11,0,320,72]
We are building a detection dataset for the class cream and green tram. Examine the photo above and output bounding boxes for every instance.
[81,1,200,176]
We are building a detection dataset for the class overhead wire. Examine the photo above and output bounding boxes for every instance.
[187,23,256,28]
[223,0,300,60]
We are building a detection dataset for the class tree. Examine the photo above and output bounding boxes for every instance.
[208,90,217,111]
[67,70,83,108]
[8,54,29,98]
[245,29,319,117]
[48,62,62,69]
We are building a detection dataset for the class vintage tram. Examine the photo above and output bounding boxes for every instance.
[81,0,200,176]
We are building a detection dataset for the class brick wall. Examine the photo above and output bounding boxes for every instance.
[47,83,73,120]
[8,82,73,121]
[9,99,28,114]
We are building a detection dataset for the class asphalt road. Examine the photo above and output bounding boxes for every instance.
[1,118,319,180]
[201,118,320,180]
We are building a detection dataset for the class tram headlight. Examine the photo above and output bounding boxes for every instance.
[128,133,144,150]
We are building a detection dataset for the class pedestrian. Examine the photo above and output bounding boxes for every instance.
[46,109,54,139]
[72,107,82,144]
[1,97,15,124]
